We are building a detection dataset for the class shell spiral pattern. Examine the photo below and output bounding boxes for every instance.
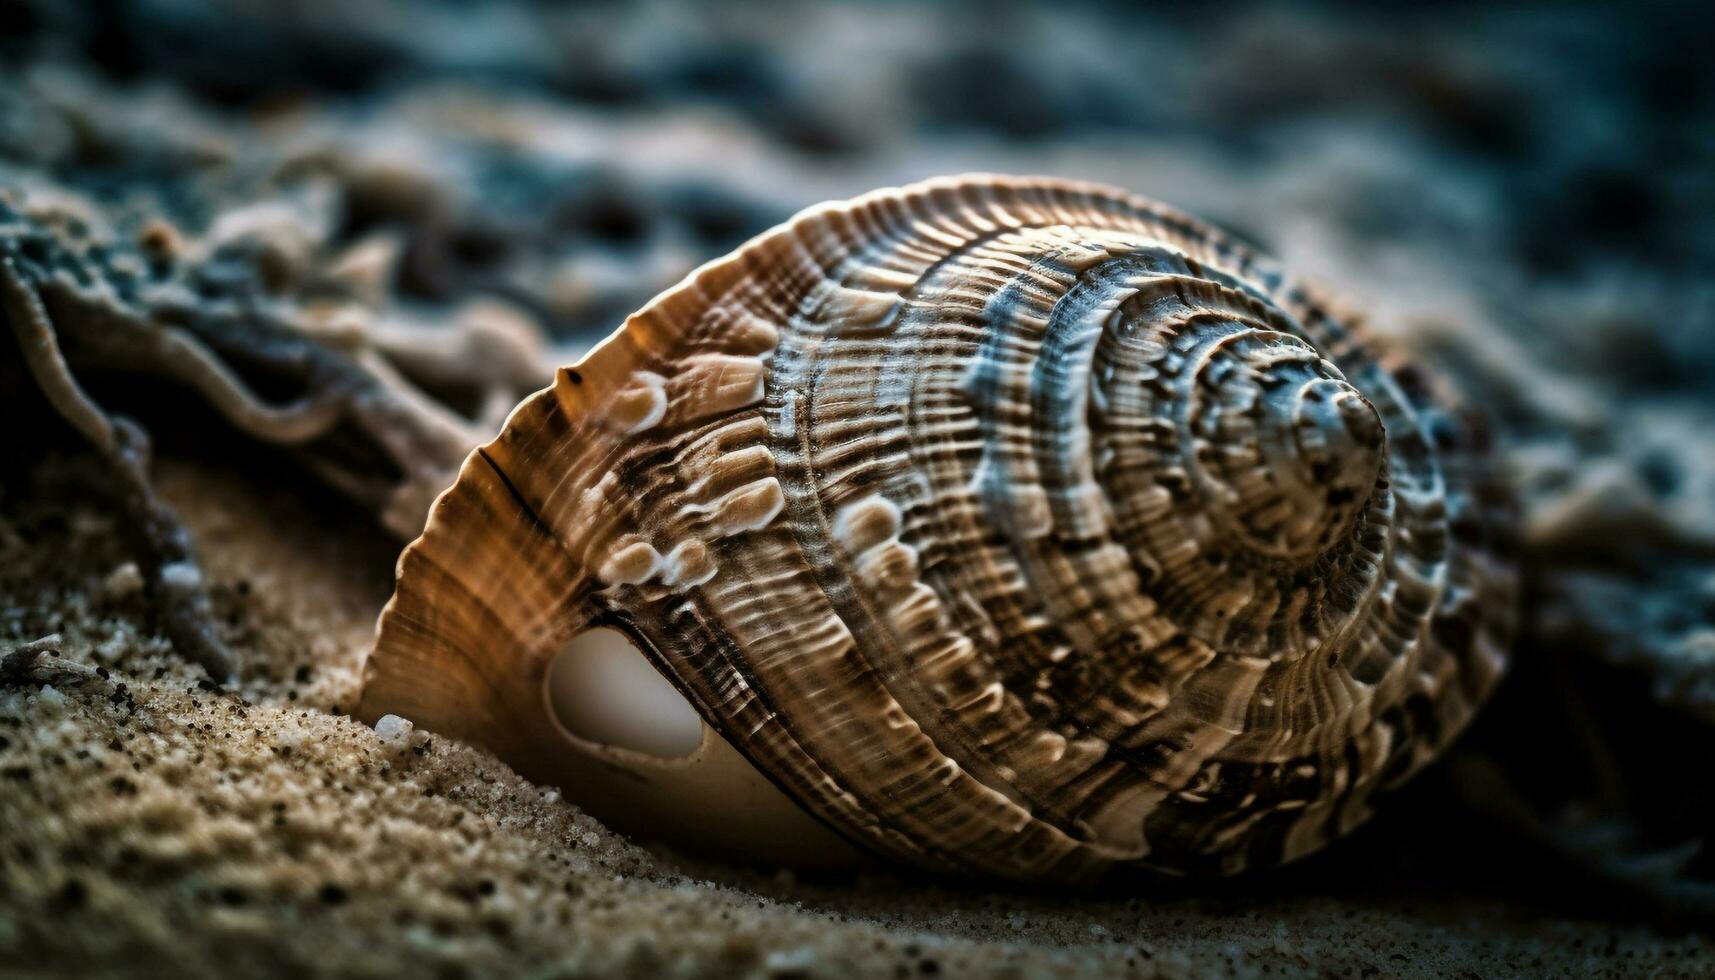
[360,175,1516,884]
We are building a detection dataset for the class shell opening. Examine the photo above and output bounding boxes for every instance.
[541,628,868,871]
[547,627,705,760]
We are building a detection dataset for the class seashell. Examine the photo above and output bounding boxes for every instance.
[358,175,1516,883]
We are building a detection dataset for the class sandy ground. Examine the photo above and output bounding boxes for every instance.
[1,455,1707,979]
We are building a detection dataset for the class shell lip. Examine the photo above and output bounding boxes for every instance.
[536,613,722,774]
[536,614,872,869]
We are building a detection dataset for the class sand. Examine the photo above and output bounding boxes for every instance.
[0,457,1704,979]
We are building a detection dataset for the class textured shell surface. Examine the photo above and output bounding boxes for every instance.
[359,175,1516,885]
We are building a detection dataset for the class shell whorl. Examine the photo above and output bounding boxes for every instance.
[361,175,1516,884]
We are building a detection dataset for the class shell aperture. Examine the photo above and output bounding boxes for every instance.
[359,175,1515,884]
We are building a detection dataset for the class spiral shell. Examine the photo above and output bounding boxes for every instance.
[359,175,1515,883]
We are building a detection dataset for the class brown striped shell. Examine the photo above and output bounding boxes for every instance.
[358,175,1516,884]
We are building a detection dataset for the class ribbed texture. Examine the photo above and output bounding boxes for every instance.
[361,175,1516,884]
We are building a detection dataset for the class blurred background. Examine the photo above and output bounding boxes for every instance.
[3,0,1715,971]
[4,0,1710,360]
